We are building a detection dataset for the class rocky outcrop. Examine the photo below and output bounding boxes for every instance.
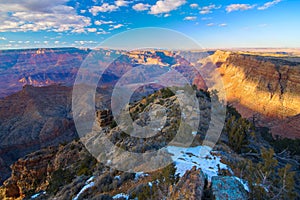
[0,141,95,200]
[96,110,113,127]
[211,176,248,200]
[205,50,300,138]
[169,166,205,200]
[0,147,58,199]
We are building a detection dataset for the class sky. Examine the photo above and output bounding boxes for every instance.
[0,0,299,49]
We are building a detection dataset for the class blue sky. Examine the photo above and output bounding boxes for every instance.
[0,0,299,49]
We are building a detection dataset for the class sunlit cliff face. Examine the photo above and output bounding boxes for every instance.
[206,50,300,119]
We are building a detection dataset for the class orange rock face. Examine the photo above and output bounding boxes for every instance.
[207,50,300,138]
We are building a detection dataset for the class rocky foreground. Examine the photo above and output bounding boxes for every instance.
[0,88,299,199]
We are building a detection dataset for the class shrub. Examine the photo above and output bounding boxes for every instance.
[47,168,74,194]
[225,116,251,153]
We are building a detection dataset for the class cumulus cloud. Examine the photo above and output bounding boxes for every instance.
[94,20,114,26]
[258,0,281,10]
[132,3,150,11]
[207,23,214,27]
[89,4,118,15]
[0,37,7,40]
[149,0,186,15]
[200,4,221,15]
[184,16,197,21]
[109,24,124,30]
[0,0,69,13]
[87,28,97,32]
[89,0,130,16]
[115,0,130,7]
[0,0,91,32]
[190,3,198,9]
[226,4,256,13]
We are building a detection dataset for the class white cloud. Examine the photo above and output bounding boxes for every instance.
[0,37,6,40]
[0,0,69,13]
[89,0,130,16]
[0,0,91,32]
[190,3,198,9]
[184,16,197,21]
[109,24,124,30]
[80,10,86,14]
[200,4,221,15]
[219,23,227,27]
[132,3,150,11]
[72,28,86,33]
[258,0,281,10]
[164,13,171,17]
[87,28,97,32]
[207,23,214,27]
[75,40,98,45]
[97,30,110,35]
[89,4,118,15]
[226,4,256,13]
[94,20,114,26]
[115,0,130,7]
[149,0,186,15]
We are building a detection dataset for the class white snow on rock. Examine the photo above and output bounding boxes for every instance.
[234,176,250,192]
[73,176,95,200]
[167,146,229,181]
[134,172,149,181]
[31,191,46,199]
[113,193,129,199]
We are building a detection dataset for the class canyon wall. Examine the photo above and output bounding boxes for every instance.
[206,50,300,137]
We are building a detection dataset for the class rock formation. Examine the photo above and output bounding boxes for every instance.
[0,85,77,184]
[169,166,205,200]
[211,176,248,200]
[204,50,300,138]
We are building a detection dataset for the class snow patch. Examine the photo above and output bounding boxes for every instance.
[192,131,197,135]
[31,191,46,199]
[234,176,250,192]
[113,193,129,199]
[73,176,95,200]
[167,146,229,181]
[134,172,149,181]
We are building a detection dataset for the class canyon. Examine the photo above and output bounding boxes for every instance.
[0,48,299,199]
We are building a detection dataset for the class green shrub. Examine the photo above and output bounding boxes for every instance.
[225,116,251,153]
[47,168,74,194]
